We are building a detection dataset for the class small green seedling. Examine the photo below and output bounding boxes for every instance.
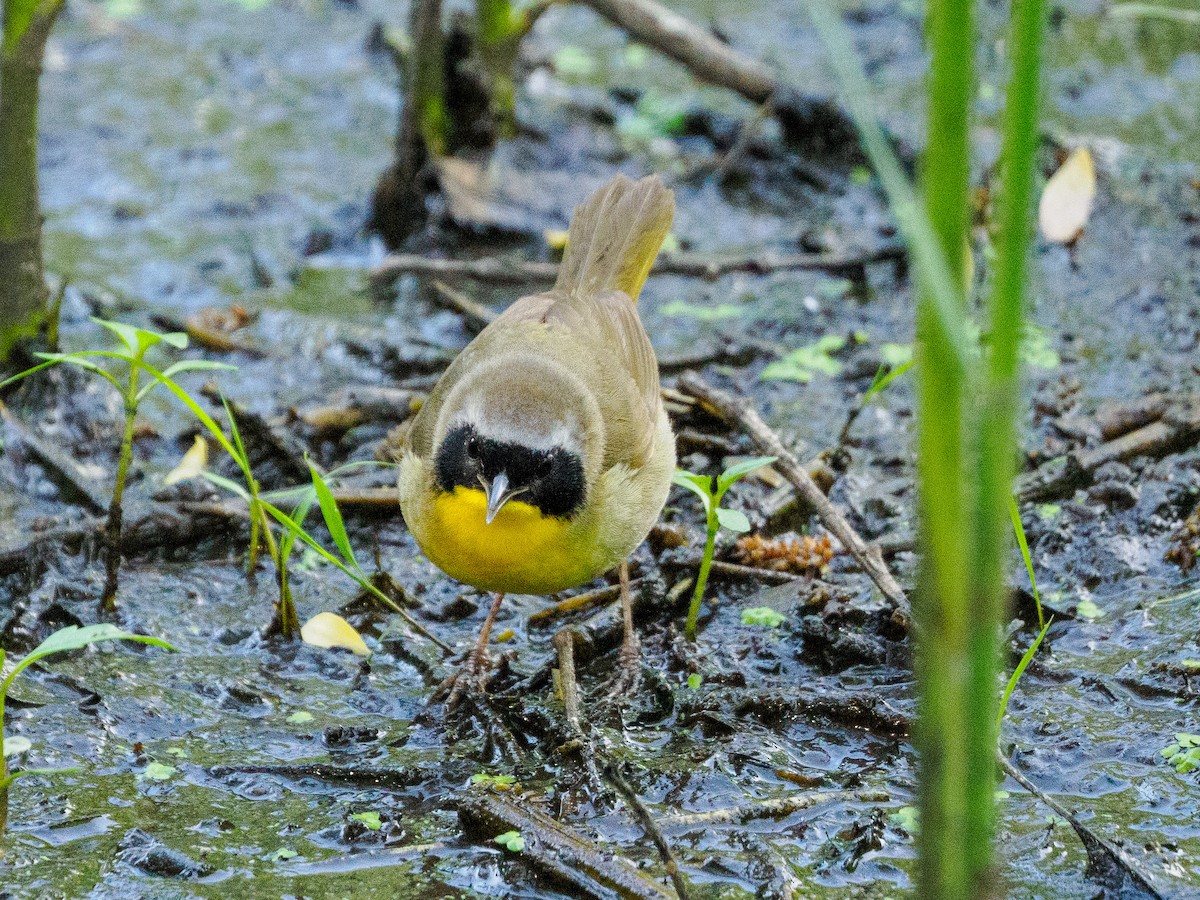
[0,317,234,609]
[760,335,846,383]
[1161,734,1200,774]
[349,811,383,830]
[997,498,1052,726]
[741,607,786,628]
[138,761,177,782]
[673,456,776,641]
[0,623,175,832]
[494,830,525,852]
[471,773,517,790]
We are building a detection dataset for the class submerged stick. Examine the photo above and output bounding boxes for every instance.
[458,790,675,900]
[0,402,108,513]
[676,372,909,621]
[656,789,891,828]
[997,752,1163,898]
[604,764,692,900]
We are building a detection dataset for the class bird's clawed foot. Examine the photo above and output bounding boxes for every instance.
[431,644,495,713]
[601,631,643,701]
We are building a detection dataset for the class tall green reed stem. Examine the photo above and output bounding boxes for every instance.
[914,0,978,894]
[806,0,1046,893]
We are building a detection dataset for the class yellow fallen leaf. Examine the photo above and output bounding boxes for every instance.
[163,435,208,486]
[1039,147,1095,244]
[300,612,370,656]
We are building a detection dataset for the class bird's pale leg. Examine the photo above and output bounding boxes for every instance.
[441,591,505,711]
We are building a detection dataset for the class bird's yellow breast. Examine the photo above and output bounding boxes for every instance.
[423,486,595,595]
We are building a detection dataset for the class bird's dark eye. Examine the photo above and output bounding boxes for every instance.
[466,435,480,459]
[536,455,553,478]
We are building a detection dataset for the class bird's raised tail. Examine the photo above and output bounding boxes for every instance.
[554,174,675,304]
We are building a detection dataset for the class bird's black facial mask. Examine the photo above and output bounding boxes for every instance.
[435,424,586,519]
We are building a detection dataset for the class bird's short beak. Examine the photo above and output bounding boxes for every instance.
[484,471,515,525]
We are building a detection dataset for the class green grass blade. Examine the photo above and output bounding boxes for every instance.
[1009,497,1044,629]
[996,618,1052,726]
[2,624,175,698]
[222,395,249,467]
[259,500,451,654]
[309,464,360,571]
[803,2,971,372]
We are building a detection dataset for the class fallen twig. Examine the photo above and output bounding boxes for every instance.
[684,686,911,737]
[998,752,1163,898]
[661,556,807,584]
[604,764,692,900]
[0,401,109,514]
[370,245,903,288]
[572,0,862,155]
[431,279,497,331]
[458,789,675,900]
[1018,395,1200,502]
[656,789,891,828]
[675,373,909,623]
[209,763,423,791]
[529,580,635,628]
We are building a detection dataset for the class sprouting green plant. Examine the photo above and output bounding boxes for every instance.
[673,456,776,641]
[0,318,235,610]
[471,772,517,789]
[0,623,175,832]
[494,830,525,852]
[996,501,1052,726]
[740,607,786,628]
[349,810,383,830]
[2,317,446,651]
[1160,734,1200,774]
[138,761,177,782]
[760,334,846,382]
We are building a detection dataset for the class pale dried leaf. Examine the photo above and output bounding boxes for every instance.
[164,435,208,486]
[1039,148,1096,244]
[300,612,370,656]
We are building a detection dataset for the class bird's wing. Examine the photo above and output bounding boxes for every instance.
[543,288,662,469]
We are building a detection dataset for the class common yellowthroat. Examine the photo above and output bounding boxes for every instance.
[398,174,676,700]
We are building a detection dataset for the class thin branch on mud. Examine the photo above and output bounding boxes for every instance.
[459,789,676,900]
[431,279,497,331]
[370,244,903,287]
[675,372,910,622]
[209,763,423,791]
[0,401,109,513]
[529,580,633,628]
[656,789,891,828]
[570,0,864,155]
[604,764,692,900]
[684,686,911,738]
[551,628,605,794]
[662,556,808,585]
[1017,394,1200,502]
[997,752,1163,899]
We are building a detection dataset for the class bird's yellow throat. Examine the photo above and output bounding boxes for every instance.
[425,486,588,595]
